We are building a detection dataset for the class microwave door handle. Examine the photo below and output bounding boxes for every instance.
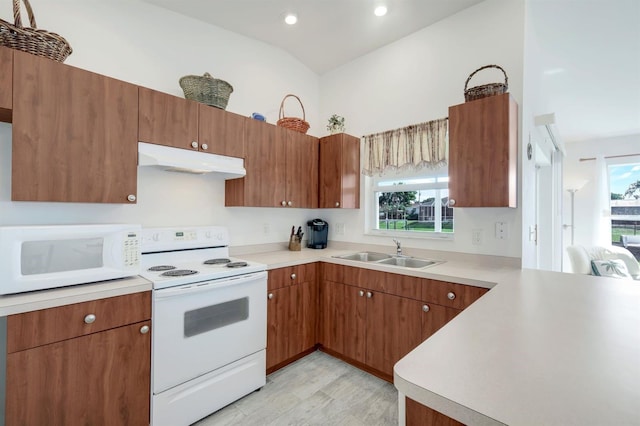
[153,272,266,299]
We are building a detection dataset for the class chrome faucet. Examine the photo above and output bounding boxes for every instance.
[393,238,402,256]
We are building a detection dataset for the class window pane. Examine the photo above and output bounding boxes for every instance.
[376,188,453,233]
[609,163,640,261]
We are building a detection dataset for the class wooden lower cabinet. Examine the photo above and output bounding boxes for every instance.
[0,46,12,122]
[406,397,465,426]
[266,264,318,372]
[320,264,487,381]
[5,292,152,426]
[321,280,424,380]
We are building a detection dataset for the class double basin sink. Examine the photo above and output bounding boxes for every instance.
[333,251,443,269]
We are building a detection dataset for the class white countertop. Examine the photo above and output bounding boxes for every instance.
[0,275,152,316]
[394,269,640,425]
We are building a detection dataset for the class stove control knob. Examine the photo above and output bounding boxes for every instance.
[152,233,160,241]
[205,231,212,239]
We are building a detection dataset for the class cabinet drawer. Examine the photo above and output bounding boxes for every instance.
[322,264,421,300]
[421,280,488,310]
[268,263,317,290]
[7,291,151,353]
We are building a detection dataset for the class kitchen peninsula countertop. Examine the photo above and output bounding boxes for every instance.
[234,243,640,425]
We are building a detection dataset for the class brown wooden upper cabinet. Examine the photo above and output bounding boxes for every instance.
[138,87,246,158]
[225,119,318,208]
[0,46,12,122]
[319,133,360,208]
[11,51,139,203]
[448,93,518,208]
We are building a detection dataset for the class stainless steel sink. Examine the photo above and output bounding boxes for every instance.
[334,251,442,269]
[377,257,439,269]
[335,251,393,262]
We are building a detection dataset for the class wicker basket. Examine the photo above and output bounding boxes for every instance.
[277,94,310,134]
[0,0,72,62]
[464,65,508,102]
[179,72,233,110]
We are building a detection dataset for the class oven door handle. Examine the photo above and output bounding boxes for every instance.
[154,271,267,299]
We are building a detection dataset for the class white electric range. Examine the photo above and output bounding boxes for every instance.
[140,226,267,426]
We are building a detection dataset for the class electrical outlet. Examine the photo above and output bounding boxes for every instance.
[495,222,508,240]
[262,223,270,234]
[472,229,482,245]
[336,223,345,236]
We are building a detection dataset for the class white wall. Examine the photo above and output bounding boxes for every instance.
[0,0,321,246]
[318,0,525,258]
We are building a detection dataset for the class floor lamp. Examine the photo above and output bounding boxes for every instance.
[564,179,588,246]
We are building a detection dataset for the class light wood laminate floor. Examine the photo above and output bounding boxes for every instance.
[194,351,398,425]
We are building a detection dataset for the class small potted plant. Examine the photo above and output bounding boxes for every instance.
[327,114,345,134]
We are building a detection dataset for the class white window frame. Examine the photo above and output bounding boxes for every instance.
[364,169,454,241]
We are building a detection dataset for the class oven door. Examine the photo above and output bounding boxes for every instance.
[152,271,267,394]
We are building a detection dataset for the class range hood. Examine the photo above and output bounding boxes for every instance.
[138,142,246,178]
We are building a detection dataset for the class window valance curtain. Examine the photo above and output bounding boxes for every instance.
[361,117,448,177]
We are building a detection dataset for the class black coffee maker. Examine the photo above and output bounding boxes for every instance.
[307,219,329,249]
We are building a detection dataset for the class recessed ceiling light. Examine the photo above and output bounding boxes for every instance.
[285,14,297,25]
[374,6,387,17]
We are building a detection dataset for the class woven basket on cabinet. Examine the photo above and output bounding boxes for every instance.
[276,94,310,134]
[179,72,233,110]
[464,64,508,102]
[0,0,72,62]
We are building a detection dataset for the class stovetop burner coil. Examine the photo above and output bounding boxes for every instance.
[204,258,231,265]
[226,261,248,268]
[148,265,176,272]
[161,269,199,277]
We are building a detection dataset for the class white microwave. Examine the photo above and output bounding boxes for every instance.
[0,224,141,295]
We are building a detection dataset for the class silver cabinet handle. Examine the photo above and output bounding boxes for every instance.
[366,291,373,298]
[359,290,364,297]
[201,143,208,150]
[290,273,296,280]
[422,304,430,312]
[191,141,198,149]
[84,314,96,324]
[287,201,292,207]
[281,201,287,206]
[449,199,456,206]
[447,292,456,300]
[127,194,136,202]
[268,293,273,300]
[140,325,150,334]
[335,202,340,207]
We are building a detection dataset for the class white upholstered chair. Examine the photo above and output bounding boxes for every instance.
[566,245,640,280]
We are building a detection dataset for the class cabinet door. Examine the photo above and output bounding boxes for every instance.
[366,291,423,377]
[0,46,12,122]
[320,280,366,363]
[6,321,151,426]
[198,104,246,157]
[138,87,199,150]
[11,51,138,203]
[448,93,517,207]
[285,131,318,208]
[293,278,318,355]
[226,119,286,206]
[266,286,288,370]
[421,303,461,341]
[406,397,464,426]
[319,133,360,208]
